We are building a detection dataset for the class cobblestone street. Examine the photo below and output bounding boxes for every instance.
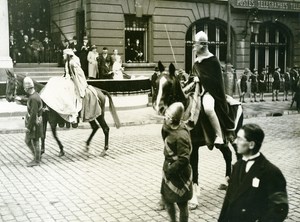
[0,114,299,222]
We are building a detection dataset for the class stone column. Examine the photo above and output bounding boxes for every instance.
[0,0,13,82]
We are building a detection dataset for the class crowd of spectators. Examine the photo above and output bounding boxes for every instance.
[237,65,300,103]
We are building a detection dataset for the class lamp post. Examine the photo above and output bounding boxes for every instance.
[250,17,262,70]
[242,8,262,40]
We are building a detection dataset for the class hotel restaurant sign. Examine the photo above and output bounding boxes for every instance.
[232,0,300,12]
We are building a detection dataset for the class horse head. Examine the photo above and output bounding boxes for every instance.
[5,69,24,102]
[6,70,44,104]
[153,63,187,115]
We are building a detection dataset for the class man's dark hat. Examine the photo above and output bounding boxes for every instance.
[154,66,159,71]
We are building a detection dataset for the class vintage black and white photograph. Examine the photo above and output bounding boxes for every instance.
[0,0,299,221]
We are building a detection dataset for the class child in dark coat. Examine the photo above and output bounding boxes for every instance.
[161,102,193,222]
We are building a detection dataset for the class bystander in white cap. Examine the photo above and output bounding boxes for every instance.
[23,77,34,89]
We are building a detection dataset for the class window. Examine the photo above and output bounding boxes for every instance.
[185,19,229,74]
[124,15,148,63]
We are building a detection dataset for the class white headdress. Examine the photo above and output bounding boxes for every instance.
[195,31,208,43]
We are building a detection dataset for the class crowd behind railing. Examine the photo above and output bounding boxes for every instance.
[9,32,145,80]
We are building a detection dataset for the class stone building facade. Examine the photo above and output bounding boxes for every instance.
[1,0,300,82]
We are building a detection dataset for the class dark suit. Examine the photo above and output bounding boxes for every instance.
[219,154,288,222]
[98,54,112,79]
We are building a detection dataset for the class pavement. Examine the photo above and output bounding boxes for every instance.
[0,94,299,222]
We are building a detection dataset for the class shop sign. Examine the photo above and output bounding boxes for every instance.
[232,0,300,12]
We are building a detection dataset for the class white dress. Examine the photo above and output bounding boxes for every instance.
[40,57,88,122]
[87,51,99,78]
[112,55,124,80]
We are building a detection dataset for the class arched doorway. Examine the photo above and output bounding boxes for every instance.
[250,22,291,72]
[185,18,233,74]
[250,22,291,92]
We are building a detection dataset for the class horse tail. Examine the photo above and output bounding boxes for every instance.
[101,89,121,128]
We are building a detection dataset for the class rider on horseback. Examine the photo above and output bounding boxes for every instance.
[40,48,102,124]
[191,31,235,149]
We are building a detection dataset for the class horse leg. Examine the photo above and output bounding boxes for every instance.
[41,112,48,155]
[50,123,64,157]
[86,120,99,152]
[97,114,110,157]
[190,142,199,185]
[217,144,232,190]
[189,142,200,210]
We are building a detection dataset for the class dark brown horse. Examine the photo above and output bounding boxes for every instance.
[153,64,243,205]
[6,69,120,157]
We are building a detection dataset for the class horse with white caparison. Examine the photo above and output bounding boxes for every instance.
[5,69,121,157]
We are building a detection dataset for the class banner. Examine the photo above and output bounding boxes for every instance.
[232,0,300,12]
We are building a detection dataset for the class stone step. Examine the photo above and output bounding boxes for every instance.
[14,70,64,76]
[14,67,64,72]
[13,64,64,82]
[14,63,59,68]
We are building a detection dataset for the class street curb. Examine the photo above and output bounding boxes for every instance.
[243,110,299,119]
[0,110,298,134]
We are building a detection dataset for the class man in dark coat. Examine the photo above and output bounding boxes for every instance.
[290,65,299,98]
[98,47,113,79]
[219,123,288,222]
[20,35,33,63]
[24,77,44,167]
[79,36,90,77]
[272,67,282,101]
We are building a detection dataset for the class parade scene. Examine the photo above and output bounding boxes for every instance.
[0,0,300,222]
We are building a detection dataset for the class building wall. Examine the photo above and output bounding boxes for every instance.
[151,1,228,69]
[83,0,229,69]
[50,0,300,71]
[50,0,83,41]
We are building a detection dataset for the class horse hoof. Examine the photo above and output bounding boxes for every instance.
[99,150,107,157]
[218,183,228,190]
[154,202,165,211]
[58,151,65,157]
[189,193,199,210]
[85,146,89,152]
